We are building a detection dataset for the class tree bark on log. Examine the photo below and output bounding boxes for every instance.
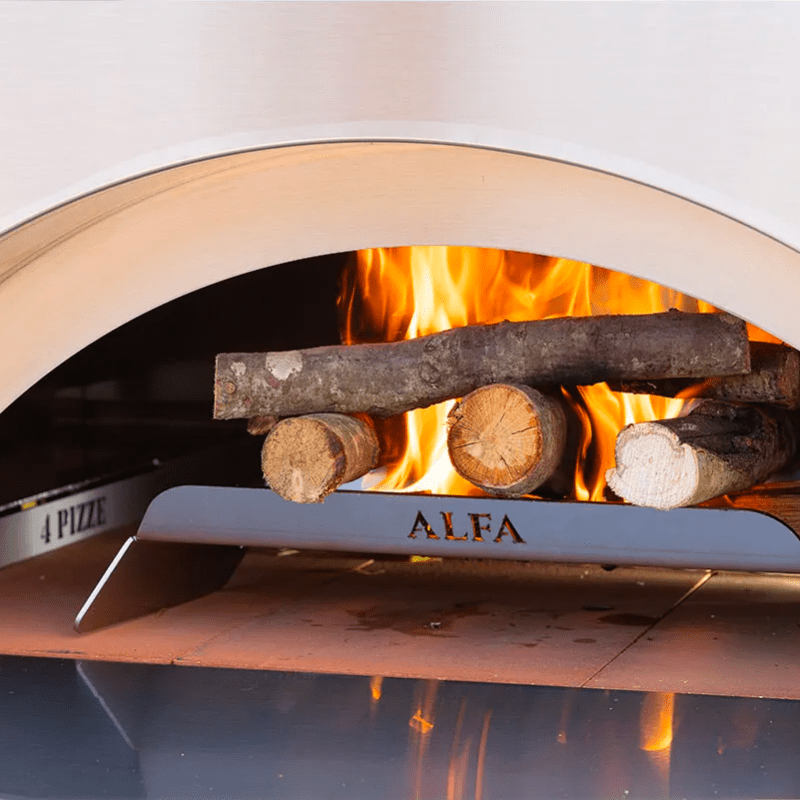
[605,401,799,509]
[247,415,279,435]
[261,414,379,503]
[447,384,571,497]
[609,342,800,409]
[215,311,749,419]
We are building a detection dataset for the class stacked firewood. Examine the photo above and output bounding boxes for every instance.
[214,311,800,508]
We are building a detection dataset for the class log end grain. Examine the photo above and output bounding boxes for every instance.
[606,401,799,509]
[261,414,379,503]
[605,422,701,509]
[447,384,567,497]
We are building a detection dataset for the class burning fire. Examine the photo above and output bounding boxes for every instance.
[338,246,776,500]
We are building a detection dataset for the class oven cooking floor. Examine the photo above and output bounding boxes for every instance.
[0,529,798,699]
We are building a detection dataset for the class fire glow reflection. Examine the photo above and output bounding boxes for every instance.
[338,247,771,500]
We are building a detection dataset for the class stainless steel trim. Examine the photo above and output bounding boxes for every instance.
[136,486,800,574]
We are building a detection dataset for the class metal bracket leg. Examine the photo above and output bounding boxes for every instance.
[75,536,245,633]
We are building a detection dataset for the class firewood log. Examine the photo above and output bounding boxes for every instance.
[447,384,570,497]
[261,414,379,503]
[247,415,279,435]
[609,342,800,409]
[605,401,799,509]
[215,312,749,419]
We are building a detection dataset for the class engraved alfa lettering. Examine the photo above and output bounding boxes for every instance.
[409,510,525,544]
[408,511,440,540]
[494,514,525,543]
[468,513,491,542]
[441,512,468,541]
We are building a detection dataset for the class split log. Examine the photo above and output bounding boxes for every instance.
[215,311,749,419]
[261,414,379,503]
[605,401,799,509]
[609,342,800,409]
[447,384,571,497]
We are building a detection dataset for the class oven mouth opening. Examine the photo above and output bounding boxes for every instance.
[4,243,796,512]
[4,244,800,546]
[3,244,797,635]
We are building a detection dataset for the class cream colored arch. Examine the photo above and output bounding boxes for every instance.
[1,141,799,415]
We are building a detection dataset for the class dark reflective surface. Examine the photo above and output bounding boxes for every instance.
[0,655,799,799]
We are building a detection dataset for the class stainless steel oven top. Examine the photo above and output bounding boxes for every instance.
[2,3,800,416]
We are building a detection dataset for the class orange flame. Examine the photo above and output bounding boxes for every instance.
[338,247,774,499]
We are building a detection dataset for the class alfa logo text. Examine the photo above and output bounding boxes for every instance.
[408,511,525,543]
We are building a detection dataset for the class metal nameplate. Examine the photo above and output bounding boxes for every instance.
[0,441,260,571]
[137,485,800,574]
[0,468,163,569]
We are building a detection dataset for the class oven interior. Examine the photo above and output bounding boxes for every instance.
[0,245,799,796]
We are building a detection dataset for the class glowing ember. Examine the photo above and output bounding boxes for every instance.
[338,246,774,499]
